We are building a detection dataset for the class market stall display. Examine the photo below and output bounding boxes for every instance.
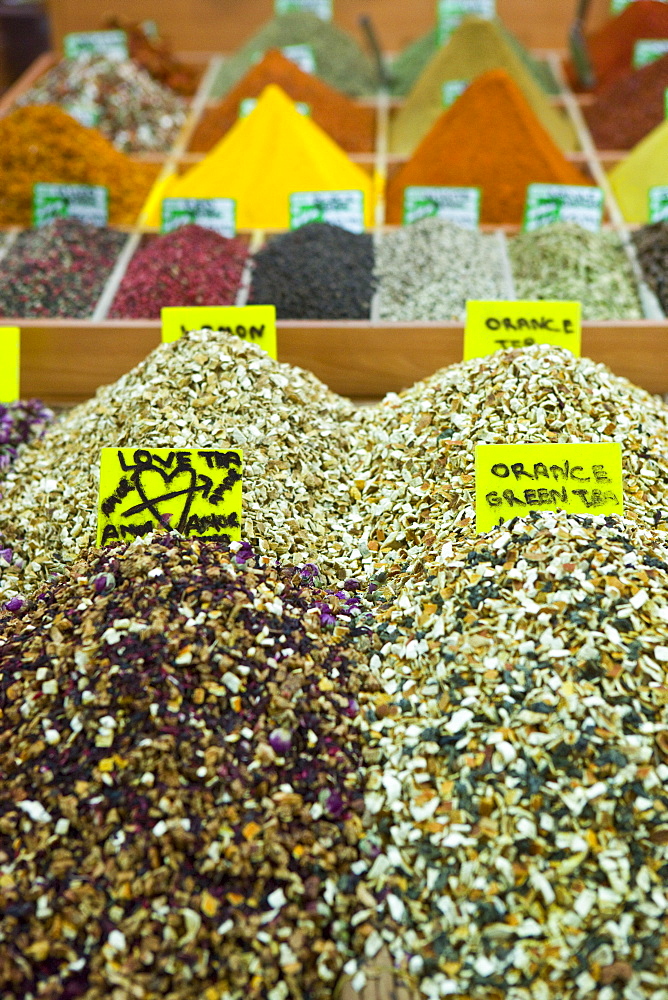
[5,5,668,999]
[584,50,668,152]
[0,219,127,318]
[608,119,668,223]
[565,0,668,92]
[105,16,202,95]
[507,223,643,320]
[250,222,375,320]
[374,219,508,321]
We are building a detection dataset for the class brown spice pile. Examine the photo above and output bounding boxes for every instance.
[191,49,375,154]
[584,51,668,150]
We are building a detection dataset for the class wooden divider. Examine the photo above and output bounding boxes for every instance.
[19,321,668,405]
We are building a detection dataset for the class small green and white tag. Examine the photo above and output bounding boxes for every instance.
[403,186,480,228]
[33,183,109,228]
[275,0,332,19]
[240,98,310,118]
[161,198,237,237]
[289,190,365,233]
[64,30,128,60]
[437,0,495,45]
[441,79,468,107]
[523,184,604,233]
[281,44,316,74]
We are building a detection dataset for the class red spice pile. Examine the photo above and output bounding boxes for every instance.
[385,69,589,226]
[585,50,668,149]
[109,224,248,318]
[565,0,668,91]
[189,48,376,154]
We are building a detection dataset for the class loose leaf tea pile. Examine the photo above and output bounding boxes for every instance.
[508,223,643,321]
[109,225,248,318]
[17,55,187,154]
[0,538,383,1000]
[347,345,668,587]
[251,223,375,320]
[359,510,668,996]
[0,332,364,603]
[0,219,127,319]
[374,219,507,321]
[0,106,159,226]
[191,48,376,154]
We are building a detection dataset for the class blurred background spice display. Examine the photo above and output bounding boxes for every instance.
[5,4,668,1000]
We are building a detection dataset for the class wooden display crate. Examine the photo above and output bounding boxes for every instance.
[2,49,668,405]
[44,0,614,53]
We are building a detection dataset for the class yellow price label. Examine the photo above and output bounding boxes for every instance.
[0,327,20,403]
[161,305,277,359]
[97,447,242,547]
[475,442,623,533]
[464,301,581,361]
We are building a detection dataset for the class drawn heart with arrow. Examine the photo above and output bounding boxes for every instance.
[129,463,200,534]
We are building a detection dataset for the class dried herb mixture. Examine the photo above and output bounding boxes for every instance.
[0,537,383,1000]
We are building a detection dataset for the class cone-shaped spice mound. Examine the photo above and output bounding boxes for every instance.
[0,538,382,1000]
[385,69,589,225]
[390,17,577,156]
[565,0,668,91]
[0,105,158,226]
[191,48,375,154]
[584,51,668,151]
[146,85,375,230]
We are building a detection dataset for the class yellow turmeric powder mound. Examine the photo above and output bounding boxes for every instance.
[145,84,376,230]
[386,69,590,226]
[390,17,578,156]
[609,119,668,222]
[0,105,159,226]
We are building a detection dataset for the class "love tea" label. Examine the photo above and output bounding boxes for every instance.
[475,442,623,533]
[97,448,242,546]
